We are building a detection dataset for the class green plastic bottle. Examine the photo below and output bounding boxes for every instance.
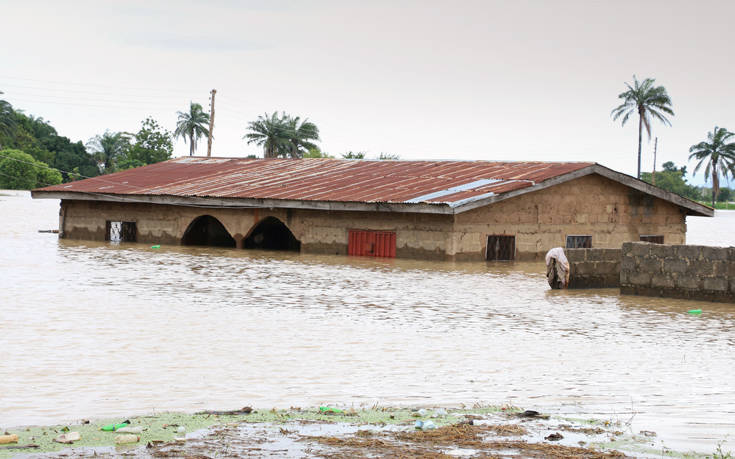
[100,420,130,431]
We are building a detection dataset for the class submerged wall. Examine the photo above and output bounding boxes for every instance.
[56,173,689,261]
[58,200,454,259]
[566,248,621,288]
[620,242,735,303]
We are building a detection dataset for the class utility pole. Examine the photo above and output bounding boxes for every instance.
[652,137,658,186]
[207,89,216,157]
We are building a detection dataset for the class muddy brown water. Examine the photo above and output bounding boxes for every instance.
[1,191,734,454]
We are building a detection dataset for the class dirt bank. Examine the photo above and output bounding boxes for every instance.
[0,405,704,458]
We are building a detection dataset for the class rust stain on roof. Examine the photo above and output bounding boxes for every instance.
[35,157,594,206]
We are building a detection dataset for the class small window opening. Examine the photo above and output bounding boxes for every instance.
[485,235,515,261]
[566,235,592,249]
[640,235,664,244]
[106,221,137,242]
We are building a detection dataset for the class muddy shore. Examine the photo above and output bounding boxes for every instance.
[0,404,713,458]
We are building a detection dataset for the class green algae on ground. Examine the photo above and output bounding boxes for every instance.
[0,412,218,458]
[0,405,707,458]
[0,407,472,457]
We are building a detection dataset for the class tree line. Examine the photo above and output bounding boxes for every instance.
[612,76,735,206]
[0,94,396,189]
[3,78,733,204]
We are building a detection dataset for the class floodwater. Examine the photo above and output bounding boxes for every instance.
[1,190,734,454]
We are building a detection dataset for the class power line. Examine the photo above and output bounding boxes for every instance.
[0,82,189,100]
[0,74,202,94]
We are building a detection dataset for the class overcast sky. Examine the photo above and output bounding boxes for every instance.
[2,0,733,184]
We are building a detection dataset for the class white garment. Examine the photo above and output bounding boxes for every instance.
[545,247,570,288]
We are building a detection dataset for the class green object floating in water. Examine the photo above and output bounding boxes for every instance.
[100,420,130,431]
[151,245,161,249]
[687,309,702,315]
[319,406,343,414]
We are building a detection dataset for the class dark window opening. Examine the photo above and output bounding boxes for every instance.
[566,235,592,249]
[348,230,396,258]
[640,235,664,244]
[485,235,515,261]
[244,217,300,252]
[182,215,236,247]
[106,221,137,242]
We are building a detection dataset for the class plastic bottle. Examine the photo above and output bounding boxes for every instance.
[101,421,130,432]
[0,434,18,444]
[115,434,140,444]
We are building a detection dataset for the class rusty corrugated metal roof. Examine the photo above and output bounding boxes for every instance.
[34,157,594,207]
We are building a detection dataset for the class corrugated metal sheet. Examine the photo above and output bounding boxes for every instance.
[348,230,396,258]
[35,157,593,207]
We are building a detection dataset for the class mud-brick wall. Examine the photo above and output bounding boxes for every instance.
[566,248,621,288]
[621,242,735,303]
[452,174,686,261]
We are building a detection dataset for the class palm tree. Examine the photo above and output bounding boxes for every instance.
[285,116,320,158]
[86,131,131,172]
[245,112,321,158]
[611,76,674,178]
[689,126,735,206]
[244,112,291,158]
[174,102,210,156]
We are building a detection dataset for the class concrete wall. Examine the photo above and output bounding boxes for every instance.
[60,200,454,259]
[452,174,687,261]
[58,173,689,261]
[566,248,621,288]
[621,242,735,303]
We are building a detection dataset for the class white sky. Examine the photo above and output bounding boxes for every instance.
[2,0,733,185]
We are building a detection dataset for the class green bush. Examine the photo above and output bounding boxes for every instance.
[0,149,62,189]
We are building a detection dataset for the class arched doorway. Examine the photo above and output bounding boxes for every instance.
[181,215,236,247]
[243,217,301,251]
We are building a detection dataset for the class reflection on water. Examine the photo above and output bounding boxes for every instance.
[1,191,734,453]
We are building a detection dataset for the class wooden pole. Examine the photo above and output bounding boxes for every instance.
[652,137,658,185]
[207,89,216,157]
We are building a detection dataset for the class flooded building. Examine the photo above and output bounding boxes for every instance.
[32,158,712,261]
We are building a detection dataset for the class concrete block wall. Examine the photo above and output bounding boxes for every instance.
[621,242,735,303]
[566,248,621,288]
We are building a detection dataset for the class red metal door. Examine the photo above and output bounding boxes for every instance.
[348,230,396,258]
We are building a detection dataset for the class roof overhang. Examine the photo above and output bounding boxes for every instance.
[30,190,456,214]
[31,163,713,217]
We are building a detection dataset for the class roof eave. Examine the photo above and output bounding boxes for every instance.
[30,190,455,215]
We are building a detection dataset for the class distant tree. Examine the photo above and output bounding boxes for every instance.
[244,112,291,158]
[118,117,174,170]
[0,99,98,182]
[285,116,320,158]
[641,161,700,200]
[245,112,320,159]
[0,96,16,147]
[0,149,62,189]
[341,151,365,159]
[611,76,674,178]
[174,102,209,156]
[378,152,399,160]
[303,147,334,158]
[717,187,733,202]
[688,126,735,206]
[86,131,131,173]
